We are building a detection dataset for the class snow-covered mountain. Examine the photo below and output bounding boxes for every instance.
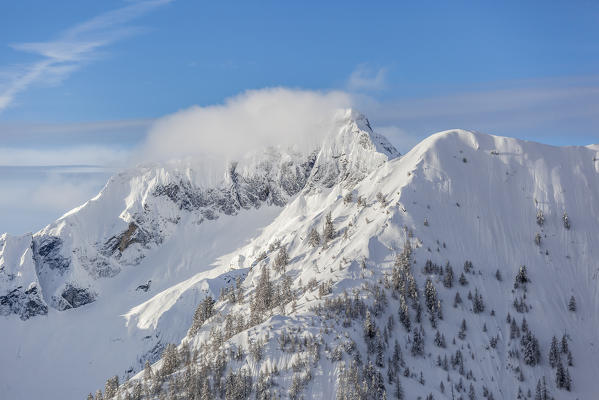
[0,110,398,399]
[2,110,598,400]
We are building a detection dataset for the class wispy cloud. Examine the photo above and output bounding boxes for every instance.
[0,0,172,112]
[347,64,387,92]
[0,146,131,167]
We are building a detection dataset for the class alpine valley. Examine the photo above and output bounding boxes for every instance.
[1,110,598,400]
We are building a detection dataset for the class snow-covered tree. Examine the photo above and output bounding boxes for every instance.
[411,328,424,356]
[561,334,569,354]
[514,265,529,289]
[104,376,119,399]
[424,278,438,315]
[190,295,215,335]
[521,330,541,366]
[472,288,485,314]
[307,228,321,247]
[443,263,454,288]
[549,336,560,368]
[161,343,180,376]
[323,212,335,242]
[399,295,411,331]
[556,362,571,391]
[273,246,289,273]
[363,310,377,340]
[458,319,467,340]
[568,295,576,312]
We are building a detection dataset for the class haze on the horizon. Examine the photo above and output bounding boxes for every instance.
[1,0,598,234]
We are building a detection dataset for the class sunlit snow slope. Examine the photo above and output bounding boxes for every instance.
[119,129,598,400]
[0,110,398,400]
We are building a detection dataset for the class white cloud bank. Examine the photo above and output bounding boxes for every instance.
[137,88,352,163]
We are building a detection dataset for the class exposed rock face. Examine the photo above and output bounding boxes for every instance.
[0,110,398,317]
[0,284,48,320]
[58,284,97,310]
[33,236,70,273]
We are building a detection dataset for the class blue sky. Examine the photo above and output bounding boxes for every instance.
[1,0,598,233]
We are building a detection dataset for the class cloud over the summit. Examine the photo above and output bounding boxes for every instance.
[136,88,352,163]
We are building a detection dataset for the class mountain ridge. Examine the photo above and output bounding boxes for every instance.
[1,117,598,399]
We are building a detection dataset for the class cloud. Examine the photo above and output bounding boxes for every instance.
[0,166,112,234]
[0,0,172,112]
[347,64,387,91]
[136,87,352,164]
[0,146,131,167]
[0,118,152,149]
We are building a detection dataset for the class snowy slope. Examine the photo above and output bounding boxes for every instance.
[0,110,398,400]
[111,129,599,400]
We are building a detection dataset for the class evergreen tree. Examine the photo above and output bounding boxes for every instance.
[556,362,566,389]
[399,295,411,331]
[323,212,335,242]
[364,310,377,340]
[564,367,572,391]
[424,278,438,315]
[144,360,154,382]
[252,265,274,317]
[161,343,180,376]
[453,292,462,308]
[458,319,467,340]
[274,246,289,273]
[549,336,560,368]
[495,269,502,281]
[521,330,541,366]
[443,263,454,288]
[459,273,468,286]
[521,317,529,334]
[472,288,485,313]
[392,340,404,369]
[307,228,321,247]
[190,295,215,335]
[411,328,424,356]
[535,380,542,400]
[568,295,576,312]
[468,383,476,400]
[514,265,529,289]
[104,376,119,399]
[434,330,446,348]
[394,378,403,399]
[464,260,473,273]
[510,319,521,339]
[561,334,569,354]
